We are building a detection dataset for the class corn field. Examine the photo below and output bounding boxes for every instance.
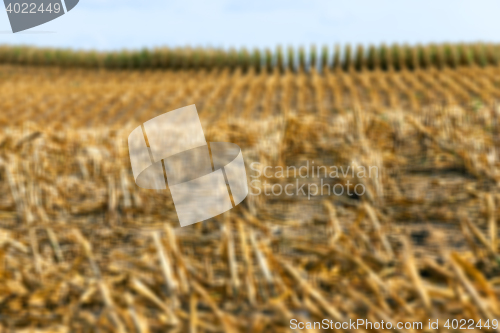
[0,43,499,332]
[1,43,500,71]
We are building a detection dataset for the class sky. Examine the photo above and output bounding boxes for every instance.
[1,0,500,51]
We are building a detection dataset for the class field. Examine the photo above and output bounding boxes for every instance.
[0,43,499,332]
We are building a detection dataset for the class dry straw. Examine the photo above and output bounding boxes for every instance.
[0,43,499,331]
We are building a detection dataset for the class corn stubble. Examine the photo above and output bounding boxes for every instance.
[0,43,499,332]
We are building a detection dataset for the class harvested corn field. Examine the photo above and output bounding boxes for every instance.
[0,43,500,332]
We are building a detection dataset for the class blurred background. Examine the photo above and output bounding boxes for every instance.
[1,1,500,333]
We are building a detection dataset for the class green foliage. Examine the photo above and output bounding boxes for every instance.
[1,43,499,72]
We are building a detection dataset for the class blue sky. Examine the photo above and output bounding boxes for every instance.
[1,0,500,50]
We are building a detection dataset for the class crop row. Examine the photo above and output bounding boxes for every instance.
[1,43,500,72]
[1,64,499,129]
